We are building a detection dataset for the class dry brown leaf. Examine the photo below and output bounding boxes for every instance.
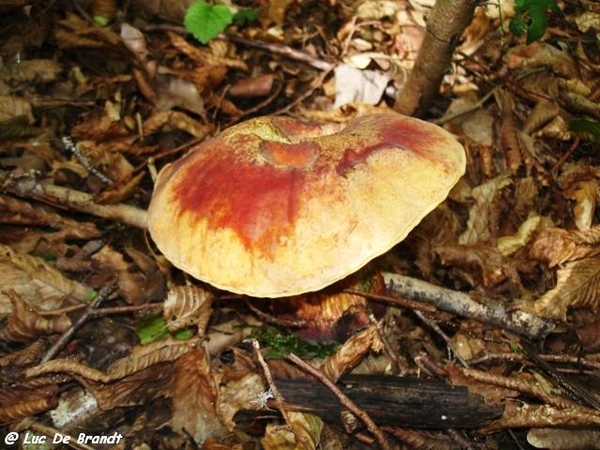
[55,13,122,49]
[528,427,600,449]
[529,226,600,267]
[495,89,523,172]
[459,173,513,245]
[0,340,45,367]
[143,110,213,139]
[319,325,382,383]
[25,337,199,382]
[218,372,265,429]
[172,347,228,443]
[484,401,600,432]
[575,318,600,352]
[523,100,560,135]
[261,411,323,450]
[0,195,100,240]
[505,42,579,79]
[0,95,34,122]
[80,362,173,409]
[94,171,145,204]
[0,290,72,342]
[164,285,213,334]
[437,243,521,289]
[0,243,92,315]
[532,258,600,319]
[0,385,59,425]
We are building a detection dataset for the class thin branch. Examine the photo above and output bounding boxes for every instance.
[382,272,556,339]
[2,171,148,229]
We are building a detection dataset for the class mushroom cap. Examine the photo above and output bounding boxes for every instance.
[147,113,465,297]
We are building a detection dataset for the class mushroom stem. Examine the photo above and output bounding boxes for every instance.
[382,272,556,339]
[3,173,148,230]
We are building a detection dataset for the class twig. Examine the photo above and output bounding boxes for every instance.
[249,339,312,450]
[41,284,117,363]
[382,272,556,339]
[287,353,394,450]
[220,33,334,72]
[412,309,470,368]
[2,171,148,229]
[62,136,113,184]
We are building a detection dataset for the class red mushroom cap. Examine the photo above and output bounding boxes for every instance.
[147,113,465,297]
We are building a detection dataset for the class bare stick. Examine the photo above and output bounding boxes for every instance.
[287,353,393,450]
[382,272,556,339]
[3,172,148,229]
[42,284,117,363]
[250,339,312,450]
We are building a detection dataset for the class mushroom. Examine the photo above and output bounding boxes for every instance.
[147,113,465,298]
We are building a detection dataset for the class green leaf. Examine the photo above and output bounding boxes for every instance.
[137,315,194,345]
[184,1,233,45]
[233,8,260,27]
[569,119,600,143]
[509,0,558,44]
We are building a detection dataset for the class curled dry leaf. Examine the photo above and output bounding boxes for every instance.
[495,89,523,173]
[0,243,92,315]
[0,340,46,367]
[163,285,214,334]
[0,385,59,425]
[0,291,72,342]
[531,257,600,319]
[0,195,100,240]
[484,401,600,433]
[172,347,228,443]
[319,325,383,383]
[497,214,550,257]
[262,411,323,450]
[528,427,600,450]
[529,226,600,267]
[459,173,513,246]
[25,337,199,382]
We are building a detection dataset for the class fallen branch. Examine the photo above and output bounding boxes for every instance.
[2,172,148,229]
[382,272,556,339]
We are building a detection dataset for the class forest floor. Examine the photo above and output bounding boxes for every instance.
[1,1,600,449]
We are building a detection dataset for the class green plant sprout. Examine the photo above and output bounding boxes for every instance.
[184,1,259,45]
[509,0,559,44]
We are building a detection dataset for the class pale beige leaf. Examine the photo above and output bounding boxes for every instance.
[164,285,213,334]
[533,258,600,319]
[459,173,513,245]
[497,214,552,256]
